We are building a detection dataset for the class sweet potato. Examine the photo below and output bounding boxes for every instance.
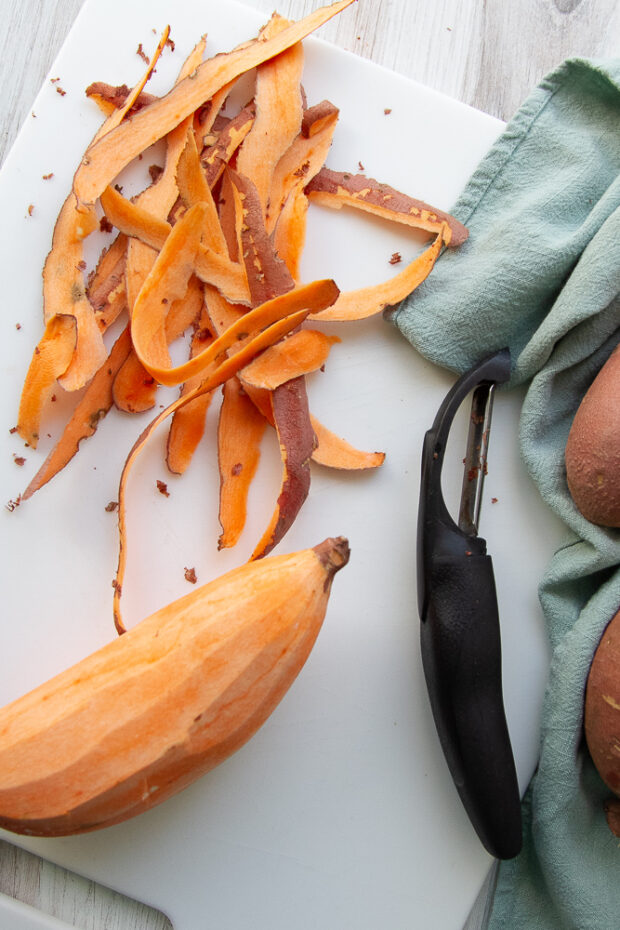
[585,608,620,835]
[0,538,349,836]
[565,343,620,527]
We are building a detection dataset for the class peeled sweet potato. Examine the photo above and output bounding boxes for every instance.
[0,538,349,837]
[585,607,620,836]
[565,343,620,527]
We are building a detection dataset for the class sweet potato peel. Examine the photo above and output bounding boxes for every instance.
[23,327,133,498]
[17,315,77,448]
[305,167,469,247]
[240,329,339,391]
[73,1,357,208]
[17,0,469,634]
[217,376,267,549]
[310,225,446,321]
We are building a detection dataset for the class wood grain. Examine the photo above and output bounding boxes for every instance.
[0,0,617,927]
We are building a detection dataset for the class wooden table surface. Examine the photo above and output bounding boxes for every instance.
[0,0,618,927]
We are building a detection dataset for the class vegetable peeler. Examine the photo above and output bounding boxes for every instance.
[417,347,522,860]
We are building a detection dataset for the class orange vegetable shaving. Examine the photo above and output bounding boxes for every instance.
[113,291,334,633]
[305,167,469,246]
[113,275,204,413]
[166,307,216,475]
[100,185,250,305]
[201,102,255,188]
[240,329,339,391]
[217,376,267,549]
[73,1,357,209]
[236,14,304,217]
[310,225,446,321]
[17,0,473,635]
[250,377,316,561]
[23,327,133,498]
[17,315,77,447]
[17,28,172,445]
[310,416,385,470]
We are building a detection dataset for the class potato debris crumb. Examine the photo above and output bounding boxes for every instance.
[5,496,22,512]
[137,43,149,64]
[389,252,402,265]
[56,86,67,97]
[13,456,26,466]
[384,107,392,115]
[105,500,119,512]
[491,497,498,504]
[358,161,365,171]
[50,77,60,84]
[42,173,54,180]
[15,323,21,331]
[100,216,113,233]
[156,479,170,497]
[26,204,34,217]
[149,164,164,183]
[184,566,197,584]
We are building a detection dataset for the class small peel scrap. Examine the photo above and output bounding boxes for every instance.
[16,0,468,634]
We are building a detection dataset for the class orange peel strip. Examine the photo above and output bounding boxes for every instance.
[310,415,385,470]
[217,375,267,549]
[23,327,133,498]
[240,329,339,391]
[113,299,326,633]
[113,275,204,414]
[309,226,446,322]
[166,306,216,475]
[249,376,315,561]
[132,228,340,385]
[73,0,357,208]
[305,167,468,247]
[17,315,77,447]
[100,185,250,305]
[236,13,304,217]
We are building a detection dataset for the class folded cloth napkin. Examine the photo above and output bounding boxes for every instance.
[388,58,620,929]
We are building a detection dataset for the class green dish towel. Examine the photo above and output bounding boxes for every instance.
[388,58,620,929]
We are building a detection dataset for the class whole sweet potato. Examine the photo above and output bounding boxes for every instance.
[565,343,620,527]
[585,607,620,836]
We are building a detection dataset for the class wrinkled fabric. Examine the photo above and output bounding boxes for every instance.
[388,57,620,929]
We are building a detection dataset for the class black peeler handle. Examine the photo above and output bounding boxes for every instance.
[417,348,522,860]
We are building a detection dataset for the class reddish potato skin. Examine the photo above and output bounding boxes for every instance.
[585,608,620,835]
[565,344,620,527]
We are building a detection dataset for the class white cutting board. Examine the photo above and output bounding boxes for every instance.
[0,1,565,928]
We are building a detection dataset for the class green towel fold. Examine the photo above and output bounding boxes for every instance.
[388,58,620,930]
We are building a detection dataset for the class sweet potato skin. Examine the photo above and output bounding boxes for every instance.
[565,344,620,527]
[0,539,349,837]
[585,608,620,835]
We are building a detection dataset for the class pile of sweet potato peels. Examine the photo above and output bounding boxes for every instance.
[15,0,467,633]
